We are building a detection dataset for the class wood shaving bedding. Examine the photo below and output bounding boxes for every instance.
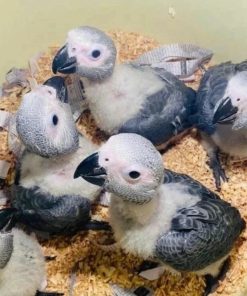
[0,31,246,296]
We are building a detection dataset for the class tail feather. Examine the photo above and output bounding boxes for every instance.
[0,208,18,230]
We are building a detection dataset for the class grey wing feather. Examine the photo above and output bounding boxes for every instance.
[155,198,244,272]
[119,65,196,146]
[191,62,239,134]
[163,169,220,200]
[11,185,91,234]
[0,232,13,268]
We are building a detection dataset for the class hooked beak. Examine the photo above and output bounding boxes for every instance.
[74,152,107,187]
[213,97,238,124]
[52,45,77,74]
[43,76,68,103]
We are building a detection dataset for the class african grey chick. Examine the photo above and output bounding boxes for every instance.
[52,26,196,149]
[191,61,247,190]
[2,76,109,235]
[74,133,245,294]
[0,227,63,296]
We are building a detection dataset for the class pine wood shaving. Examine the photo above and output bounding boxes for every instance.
[0,30,246,296]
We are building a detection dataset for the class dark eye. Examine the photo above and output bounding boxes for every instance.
[237,98,241,101]
[52,115,58,126]
[129,171,140,179]
[91,50,101,59]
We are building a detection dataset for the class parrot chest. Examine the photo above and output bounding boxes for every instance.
[109,184,200,259]
[83,65,164,134]
[0,229,45,296]
[212,125,247,157]
[19,137,100,200]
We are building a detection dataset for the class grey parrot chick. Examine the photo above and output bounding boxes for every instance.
[74,133,245,281]
[0,227,60,296]
[191,61,247,190]
[52,26,196,149]
[6,77,109,235]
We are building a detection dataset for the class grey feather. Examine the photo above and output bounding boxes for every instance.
[11,184,92,234]
[119,87,194,146]
[155,197,244,271]
[163,169,220,200]
[111,64,196,146]
[0,232,13,268]
[115,66,196,145]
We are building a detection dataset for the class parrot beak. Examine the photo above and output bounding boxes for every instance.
[52,44,77,74]
[213,97,238,124]
[43,76,68,103]
[74,152,107,186]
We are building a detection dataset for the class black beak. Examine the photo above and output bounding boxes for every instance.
[43,76,68,103]
[74,152,107,187]
[213,97,238,124]
[52,45,77,74]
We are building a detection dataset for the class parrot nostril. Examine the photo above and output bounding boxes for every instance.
[48,90,52,95]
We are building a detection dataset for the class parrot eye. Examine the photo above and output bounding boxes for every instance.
[91,49,101,59]
[52,115,59,126]
[129,171,141,179]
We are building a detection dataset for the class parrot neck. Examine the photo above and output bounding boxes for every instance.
[110,193,159,226]
[82,64,117,84]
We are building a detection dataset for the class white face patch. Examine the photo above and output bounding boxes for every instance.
[96,134,164,204]
[99,146,154,187]
[98,134,163,184]
[216,71,247,131]
[67,29,112,68]
[224,72,247,110]
[17,84,78,157]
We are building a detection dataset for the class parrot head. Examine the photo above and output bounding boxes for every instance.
[52,26,117,81]
[213,71,247,130]
[74,133,164,204]
[16,76,79,158]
